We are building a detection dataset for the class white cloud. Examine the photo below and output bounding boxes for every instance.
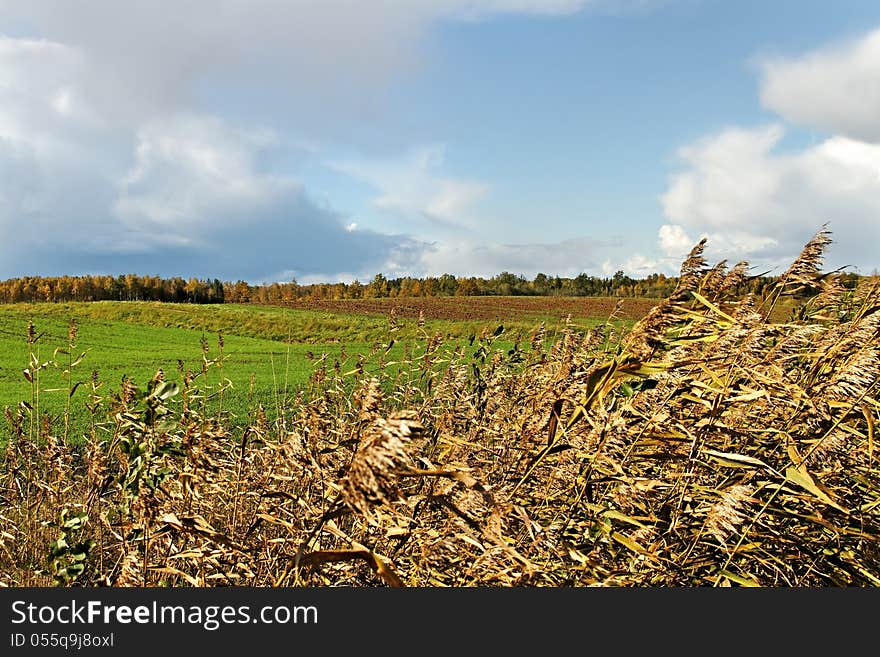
[0,37,96,146]
[663,125,787,231]
[298,235,624,283]
[114,115,286,238]
[0,2,593,123]
[758,27,880,143]
[331,144,489,229]
[412,236,614,278]
[661,124,880,273]
[658,223,695,258]
[449,0,591,20]
[603,254,675,277]
[653,27,880,276]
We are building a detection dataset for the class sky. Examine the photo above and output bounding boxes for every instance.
[1,0,880,284]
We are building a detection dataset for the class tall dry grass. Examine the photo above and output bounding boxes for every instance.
[1,229,878,586]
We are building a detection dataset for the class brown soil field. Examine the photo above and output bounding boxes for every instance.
[281,296,660,322]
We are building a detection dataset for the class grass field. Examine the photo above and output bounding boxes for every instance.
[0,308,334,441]
[0,298,646,442]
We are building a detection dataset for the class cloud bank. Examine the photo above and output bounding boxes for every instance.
[0,1,595,281]
[657,27,880,275]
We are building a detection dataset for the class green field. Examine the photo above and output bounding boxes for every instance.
[0,306,352,442]
[1,301,622,443]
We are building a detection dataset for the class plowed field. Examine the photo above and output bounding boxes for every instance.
[282,296,659,322]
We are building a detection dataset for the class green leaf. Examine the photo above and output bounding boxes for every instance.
[49,537,69,557]
[785,466,848,513]
[62,513,87,530]
[689,291,737,323]
[153,381,180,401]
[602,509,649,529]
[704,449,777,473]
[628,361,672,376]
[718,570,761,587]
[65,563,85,576]
[610,532,659,562]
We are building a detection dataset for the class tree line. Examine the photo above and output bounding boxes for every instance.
[0,269,821,305]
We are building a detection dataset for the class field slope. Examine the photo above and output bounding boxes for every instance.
[1,298,643,440]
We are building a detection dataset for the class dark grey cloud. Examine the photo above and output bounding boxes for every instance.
[0,2,597,282]
[0,111,418,282]
[2,200,413,283]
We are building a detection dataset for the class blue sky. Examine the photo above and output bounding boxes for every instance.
[1,1,880,283]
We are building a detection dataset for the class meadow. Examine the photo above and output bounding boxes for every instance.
[0,298,638,443]
[0,306,370,443]
[1,232,878,587]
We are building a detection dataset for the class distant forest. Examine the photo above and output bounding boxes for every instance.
[0,269,861,305]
